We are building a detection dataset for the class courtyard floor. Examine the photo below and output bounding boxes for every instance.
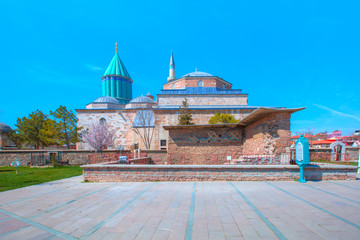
[0,177,360,240]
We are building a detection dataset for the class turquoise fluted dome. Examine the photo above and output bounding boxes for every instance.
[103,53,131,79]
[101,46,133,104]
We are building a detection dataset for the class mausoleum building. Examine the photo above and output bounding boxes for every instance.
[76,45,303,155]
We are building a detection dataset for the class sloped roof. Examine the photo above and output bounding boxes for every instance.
[103,53,131,79]
[163,107,305,130]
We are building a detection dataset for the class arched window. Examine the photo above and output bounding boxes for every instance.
[198,80,203,87]
[99,117,106,124]
[172,84,176,89]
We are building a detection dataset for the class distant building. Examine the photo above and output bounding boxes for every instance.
[0,122,15,150]
[327,130,341,139]
[353,130,360,136]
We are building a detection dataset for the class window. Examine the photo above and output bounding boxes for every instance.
[99,118,106,124]
[160,140,167,150]
[198,80,203,87]
[223,84,226,89]
[172,84,176,89]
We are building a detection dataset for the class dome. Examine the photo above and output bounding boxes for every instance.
[130,96,155,103]
[0,122,13,133]
[183,71,213,77]
[93,96,120,104]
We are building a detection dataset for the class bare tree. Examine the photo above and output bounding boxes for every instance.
[127,110,155,150]
[81,121,115,158]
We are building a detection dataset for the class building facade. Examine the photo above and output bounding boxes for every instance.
[76,46,303,154]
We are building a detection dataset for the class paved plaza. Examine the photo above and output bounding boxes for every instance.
[0,177,360,239]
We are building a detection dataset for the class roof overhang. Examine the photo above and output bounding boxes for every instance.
[163,107,305,130]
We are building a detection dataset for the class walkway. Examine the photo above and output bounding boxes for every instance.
[0,176,360,239]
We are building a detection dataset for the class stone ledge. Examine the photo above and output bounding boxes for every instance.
[81,164,357,182]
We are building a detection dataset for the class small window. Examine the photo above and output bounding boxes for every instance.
[198,80,203,87]
[99,118,106,124]
[223,84,226,89]
[160,140,167,150]
[172,84,176,89]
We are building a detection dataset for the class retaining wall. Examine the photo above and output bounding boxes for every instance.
[82,164,357,182]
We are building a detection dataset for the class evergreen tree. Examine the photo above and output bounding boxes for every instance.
[15,110,48,149]
[39,119,60,147]
[50,106,79,149]
[178,98,194,125]
[208,112,238,124]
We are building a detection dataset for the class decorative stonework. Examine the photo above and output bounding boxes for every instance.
[173,129,243,144]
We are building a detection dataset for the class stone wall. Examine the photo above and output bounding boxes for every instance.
[347,147,360,160]
[167,127,244,164]
[0,149,167,166]
[243,113,291,155]
[162,77,232,90]
[166,112,292,163]
[158,95,248,106]
[77,108,253,151]
[82,164,357,182]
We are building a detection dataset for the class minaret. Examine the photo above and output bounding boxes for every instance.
[167,51,176,81]
[101,42,133,104]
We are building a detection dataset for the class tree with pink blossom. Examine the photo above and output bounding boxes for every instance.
[81,121,115,158]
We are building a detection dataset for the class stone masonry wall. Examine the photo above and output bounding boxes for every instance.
[158,95,248,106]
[163,77,232,90]
[82,164,357,182]
[243,113,291,155]
[167,127,244,164]
[0,149,166,166]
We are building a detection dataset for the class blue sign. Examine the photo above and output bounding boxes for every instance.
[295,135,309,182]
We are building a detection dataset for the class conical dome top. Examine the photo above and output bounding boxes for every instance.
[103,50,131,79]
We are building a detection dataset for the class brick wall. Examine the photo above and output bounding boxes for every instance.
[158,95,248,106]
[243,113,291,155]
[82,164,357,182]
[163,77,232,90]
[166,112,292,162]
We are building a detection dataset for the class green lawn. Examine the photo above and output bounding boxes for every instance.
[0,166,83,192]
[310,159,358,166]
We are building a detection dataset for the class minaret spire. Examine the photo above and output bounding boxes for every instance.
[115,42,118,53]
[167,50,176,82]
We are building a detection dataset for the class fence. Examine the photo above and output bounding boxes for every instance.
[290,150,350,165]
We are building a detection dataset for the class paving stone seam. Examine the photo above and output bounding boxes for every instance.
[29,183,117,219]
[0,208,77,240]
[266,182,360,231]
[0,225,32,238]
[329,181,360,190]
[301,183,360,205]
[0,188,62,207]
[79,182,157,240]
[185,182,197,240]
[229,182,287,240]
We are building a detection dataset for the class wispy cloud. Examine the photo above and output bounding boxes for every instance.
[84,64,103,72]
[313,104,360,122]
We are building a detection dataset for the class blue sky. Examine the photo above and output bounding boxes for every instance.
[0,0,359,135]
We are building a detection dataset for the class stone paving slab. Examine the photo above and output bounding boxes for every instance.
[0,177,360,239]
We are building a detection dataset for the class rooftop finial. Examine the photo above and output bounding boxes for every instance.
[115,42,118,53]
[195,67,197,72]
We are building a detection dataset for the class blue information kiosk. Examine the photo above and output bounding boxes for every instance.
[295,135,309,183]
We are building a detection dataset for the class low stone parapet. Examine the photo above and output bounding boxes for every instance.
[81,164,357,182]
